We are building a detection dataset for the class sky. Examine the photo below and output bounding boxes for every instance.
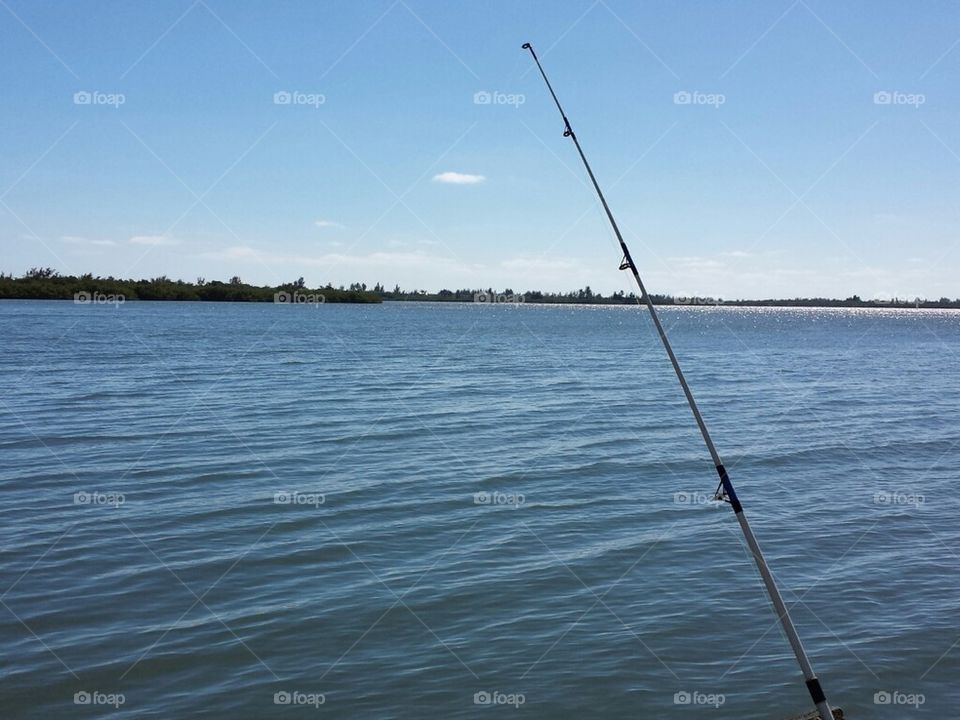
[0,0,958,300]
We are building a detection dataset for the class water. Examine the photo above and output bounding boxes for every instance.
[1,300,957,719]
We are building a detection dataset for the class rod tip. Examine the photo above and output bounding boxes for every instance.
[521,42,532,49]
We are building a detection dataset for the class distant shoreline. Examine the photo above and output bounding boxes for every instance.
[4,298,958,311]
[0,271,380,304]
[387,297,960,310]
[381,289,960,310]
[2,270,957,309]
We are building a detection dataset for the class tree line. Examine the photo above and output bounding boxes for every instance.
[0,269,380,303]
[380,285,960,309]
[2,270,957,308]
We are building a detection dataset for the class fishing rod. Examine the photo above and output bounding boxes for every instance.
[522,42,836,720]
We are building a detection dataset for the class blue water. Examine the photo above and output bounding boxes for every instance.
[1,300,957,718]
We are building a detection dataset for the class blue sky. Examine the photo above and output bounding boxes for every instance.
[1,0,958,299]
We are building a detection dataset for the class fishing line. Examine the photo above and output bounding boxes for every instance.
[522,41,836,720]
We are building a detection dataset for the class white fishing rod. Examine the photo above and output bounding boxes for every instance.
[522,42,835,720]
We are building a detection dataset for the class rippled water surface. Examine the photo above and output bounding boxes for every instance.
[1,300,958,718]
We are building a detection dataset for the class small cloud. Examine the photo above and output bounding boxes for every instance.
[200,243,478,270]
[723,250,752,258]
[220,245,260,259]
[501,256,579,273]
[60,235,115,246]
[129,235,179,246]
[315,219,345,229]
[666,255,726,271]
[432,171,485,185]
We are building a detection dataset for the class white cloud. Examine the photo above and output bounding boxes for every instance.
[666,255,726,271]
[498,255,606,287]
[60,235,115,246]
[432,171,485,185]
[315,219,345,229]
[199,245,479,274]
[500,256,580,273]
[129,235,179,246]
[213,245,260,259]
